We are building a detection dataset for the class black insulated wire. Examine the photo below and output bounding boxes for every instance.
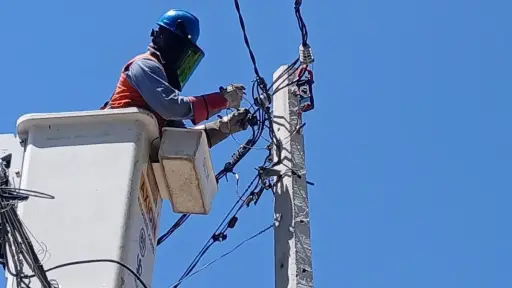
[294,0,309,45]
[0,160,55,287]
[163,1,313,286]
[233,0,266,92]
[157,121,262,247]
[168,223,273,287]
[172,170,264,287]
[24,259,150,288]
[169,2,309,283]
[0,161,149,288]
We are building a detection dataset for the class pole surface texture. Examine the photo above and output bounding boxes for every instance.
[272,65,314,288]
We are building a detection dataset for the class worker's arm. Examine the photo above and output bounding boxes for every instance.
[163,109,250,148]
[125,58,243,125]
[193,108,250,148]
[150,109,249,162]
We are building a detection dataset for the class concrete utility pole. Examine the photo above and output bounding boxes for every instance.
[272,65,314,288]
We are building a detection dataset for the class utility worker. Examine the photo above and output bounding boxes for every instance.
[102,9,250,148]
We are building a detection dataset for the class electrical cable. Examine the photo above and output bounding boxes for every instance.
[157,78,273,246]
[233,0,267,94]
[157,114,263,246]
[24,259,150,288]
[156,121,262,246]
[0,160,55,288]
[0,161,149,288]
[161,2,313,287]
[168,1,314,285]
[295,0,309,45]
[171,127,282,286]
[0,3,313,287]
[156,0,309,246]
[156,75,280,246]
[168,223,273,288]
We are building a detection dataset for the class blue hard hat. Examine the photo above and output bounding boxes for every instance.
[156,9,200,44]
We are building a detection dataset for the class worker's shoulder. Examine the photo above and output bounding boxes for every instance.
[128,55,164,75]
[131,54,162,67]
[125,55,167,85]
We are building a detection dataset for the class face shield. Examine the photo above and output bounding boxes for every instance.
[159,26,205,92]
[172,41,204,92]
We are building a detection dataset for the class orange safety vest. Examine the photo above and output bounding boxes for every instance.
[101,53,167,128]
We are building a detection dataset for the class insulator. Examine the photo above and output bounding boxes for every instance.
[299,43,314,65]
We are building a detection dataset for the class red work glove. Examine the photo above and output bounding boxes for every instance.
[189,84,245,125]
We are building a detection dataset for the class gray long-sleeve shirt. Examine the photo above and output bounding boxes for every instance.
[124,57,194,121]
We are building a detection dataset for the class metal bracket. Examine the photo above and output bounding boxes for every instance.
[294,66,315,113]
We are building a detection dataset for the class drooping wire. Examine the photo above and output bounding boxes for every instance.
[0,159,55,288]
[24,259,150,288]
[168,223,273,288]
[171,158,270,288]
[156,62,284,247]
[157,110,265,246]
[172,106,271,274]
[156,214,190,246]
[167,1,312,284]
[171,116,304,286]
[157,0,309,246]
[268,57,300,92]
[160,5,311,288]
[233,0,267,94]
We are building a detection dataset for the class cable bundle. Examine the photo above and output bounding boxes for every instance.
[168,20,309,288]
[159,1,313,286]
[0,158,56,287]
[0,159,151,288]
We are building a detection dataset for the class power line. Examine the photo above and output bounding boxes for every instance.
[1,2,314,288]
[25,259,150,288]
[233,0,268,94]
[157,111,267,246]
[171,171,265,287]
[168,223,273,288]
[170,90,299,286]
[161,1,313,287]
[156,0,312,247]
[295,0,309,45]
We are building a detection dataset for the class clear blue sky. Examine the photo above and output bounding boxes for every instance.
[1,0,511,287]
